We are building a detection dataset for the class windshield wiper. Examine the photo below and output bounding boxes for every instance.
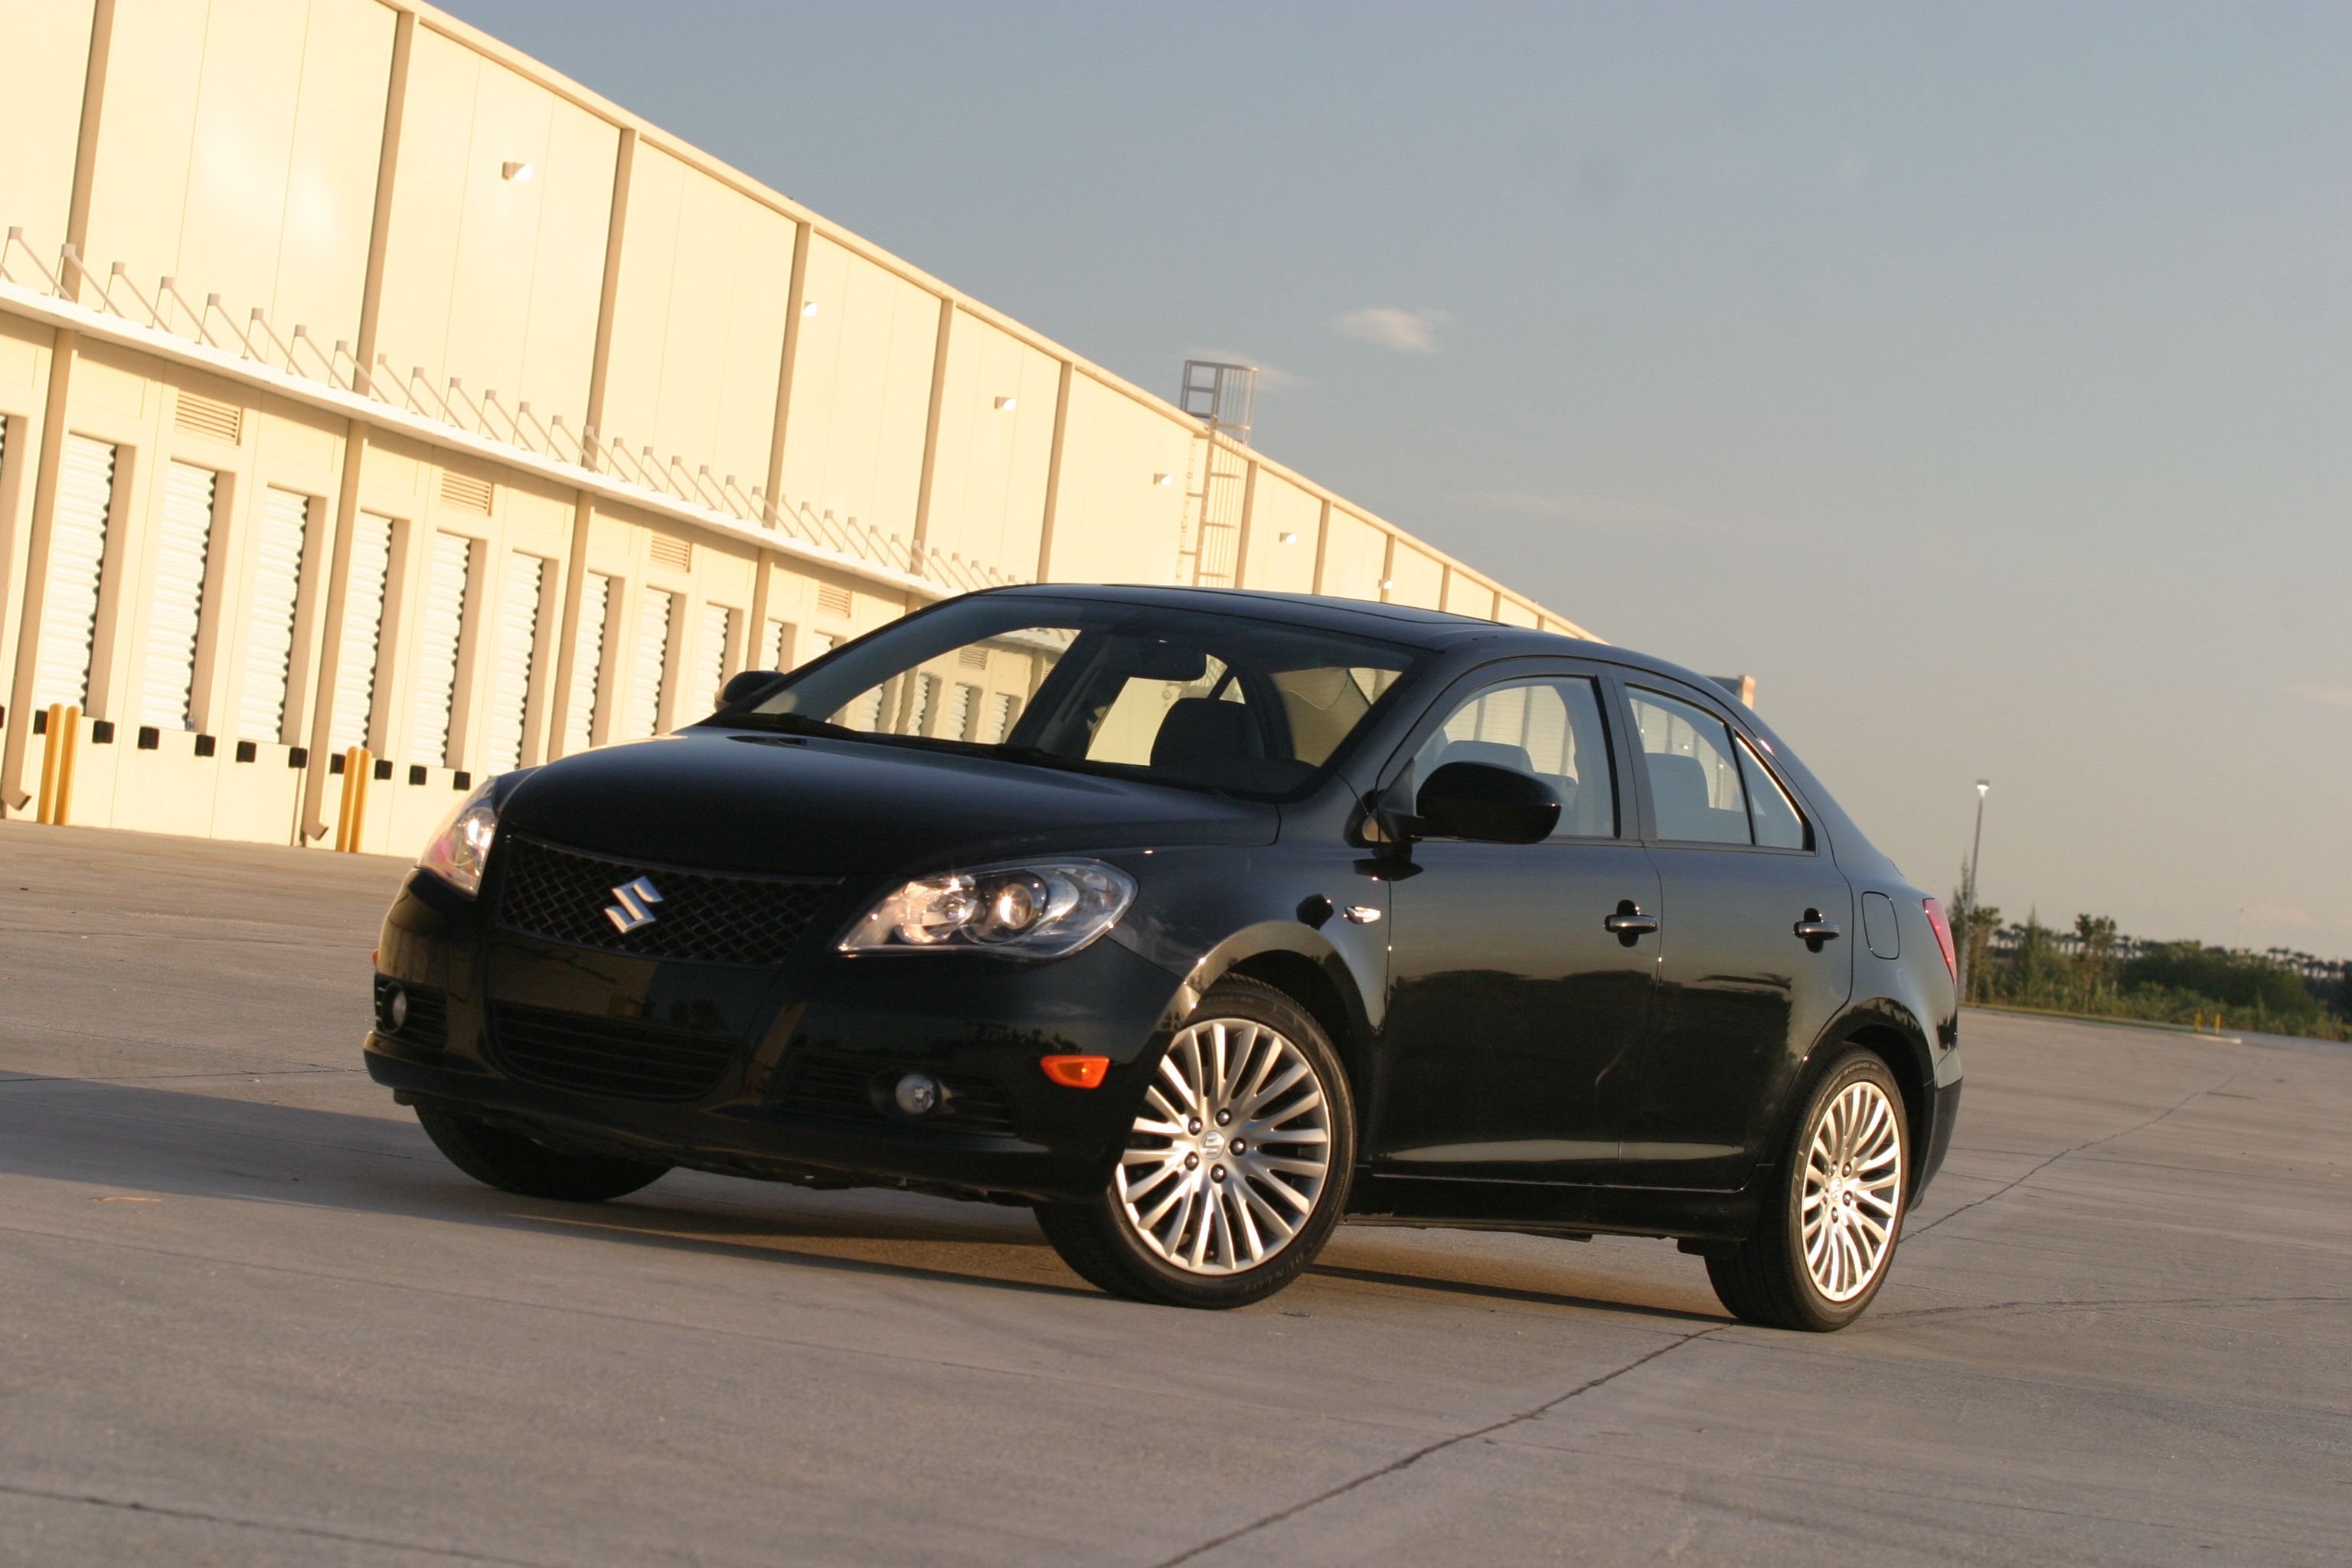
[982,743,1100,774]
[721,710,864,741]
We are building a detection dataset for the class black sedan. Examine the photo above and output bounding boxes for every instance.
[368,585,1960,1328]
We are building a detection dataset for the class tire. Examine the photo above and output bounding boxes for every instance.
[1035,976,1356,1308]
[1707,1048,1908,1331]
[413,1098,671,1203]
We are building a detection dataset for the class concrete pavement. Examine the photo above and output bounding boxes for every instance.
[1,819,2345,1565]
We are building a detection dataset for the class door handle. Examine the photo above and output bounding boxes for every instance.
[1604,901,1660,942]
[1794,908,1841,948]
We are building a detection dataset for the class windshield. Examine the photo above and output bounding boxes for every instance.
[717,596,1424,798]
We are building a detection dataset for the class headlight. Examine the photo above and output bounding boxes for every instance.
[841,859,1135,959]
[416,780,500,897]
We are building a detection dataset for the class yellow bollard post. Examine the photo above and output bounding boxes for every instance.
[334,748,357,851]
[35,704,63,823]
[351,747,371,852]
[336,746,373,852]
[54,705,80,825]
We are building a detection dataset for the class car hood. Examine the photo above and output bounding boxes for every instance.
[498,727,1279,877]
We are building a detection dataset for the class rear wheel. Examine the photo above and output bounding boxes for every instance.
[1707,1049,1907,1331]
[413,1098,671,1203]
[1035,977,1354,1308]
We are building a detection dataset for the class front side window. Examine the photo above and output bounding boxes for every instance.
[725,597,1423,799]
[1409,675,1617,838]
[1629,688,1749,844]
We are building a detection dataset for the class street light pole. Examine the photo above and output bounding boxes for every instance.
[1965,779,1991,908]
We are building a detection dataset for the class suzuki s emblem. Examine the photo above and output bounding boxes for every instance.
[606,877,664,935]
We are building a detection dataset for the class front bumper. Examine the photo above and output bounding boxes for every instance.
[368,868,1187,1205]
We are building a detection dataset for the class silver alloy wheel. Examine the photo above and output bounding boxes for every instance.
[1802,1079,1905,1302]
[1113,1018,1332,1275]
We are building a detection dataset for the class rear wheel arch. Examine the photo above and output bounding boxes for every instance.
[1808,1003,1935,1197]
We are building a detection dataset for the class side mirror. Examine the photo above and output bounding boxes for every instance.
[720,669,784,707]
[1415,761,1559,844]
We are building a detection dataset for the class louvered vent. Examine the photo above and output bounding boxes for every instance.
[959,646,988,670]
[648,534,693,572]
[439,471,494,515]
[815,583,851,619]
[174,392,243,445]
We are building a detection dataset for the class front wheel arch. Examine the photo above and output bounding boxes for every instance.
[1037,974,1359,1307]
[1176,926,1377,1104]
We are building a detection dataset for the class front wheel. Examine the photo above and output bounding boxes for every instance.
[1035,977,1355,1308]
[1707,1049,1908,1331]
[413,1098,671,1203]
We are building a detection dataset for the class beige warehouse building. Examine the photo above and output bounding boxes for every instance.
[0,0,1590,856]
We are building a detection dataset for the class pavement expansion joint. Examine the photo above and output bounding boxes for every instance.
[1150,1328,1723,1567]
[1909,1068,2243,1238]
[0,1479,561,1567]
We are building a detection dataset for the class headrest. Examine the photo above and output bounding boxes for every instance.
[1647,752,1713,820]
[1437,739,1533,776]
[1151,697,1264,773]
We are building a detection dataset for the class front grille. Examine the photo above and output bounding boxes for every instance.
[374,976,448,1050]
[495,835,835,965]
[487,1001,741,1101]
[775,1052,1021,1138]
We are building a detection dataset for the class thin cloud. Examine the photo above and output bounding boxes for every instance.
[2292,684,2352,708]
[1333,306,1451,354]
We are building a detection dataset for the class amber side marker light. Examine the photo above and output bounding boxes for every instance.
[1040,1055,1110,1089]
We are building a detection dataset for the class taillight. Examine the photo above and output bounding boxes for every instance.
[1923,897,1958,983]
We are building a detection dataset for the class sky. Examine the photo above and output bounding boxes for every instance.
[452,0,2350,958]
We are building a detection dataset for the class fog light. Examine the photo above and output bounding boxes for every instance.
[893,1072,942,1117]
[381,984,408,1033]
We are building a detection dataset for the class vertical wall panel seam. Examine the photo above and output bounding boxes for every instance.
[1233,459,1259,590]
[548,124,635,760]
[2,0,116,807]
[763,219,812,521]
[1033,360,1073,583]
[62,0,117,299]
[581,129,634,466]
[0,412,27,712]
[1308,499,1332,595]
[172,5,219,289]
[544,495,593,760]
[908,296,955,555]
[186,463,234,736]
[267,0,325,328]
[353,9,414,385]
[2,346,80,812]
[302,8,414,837]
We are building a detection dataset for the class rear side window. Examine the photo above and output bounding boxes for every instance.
[1739,740,1811,849]
[1629,689,1750,844]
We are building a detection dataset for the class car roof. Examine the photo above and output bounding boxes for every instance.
[992,582,1537,642]
[983,583,1732,699]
